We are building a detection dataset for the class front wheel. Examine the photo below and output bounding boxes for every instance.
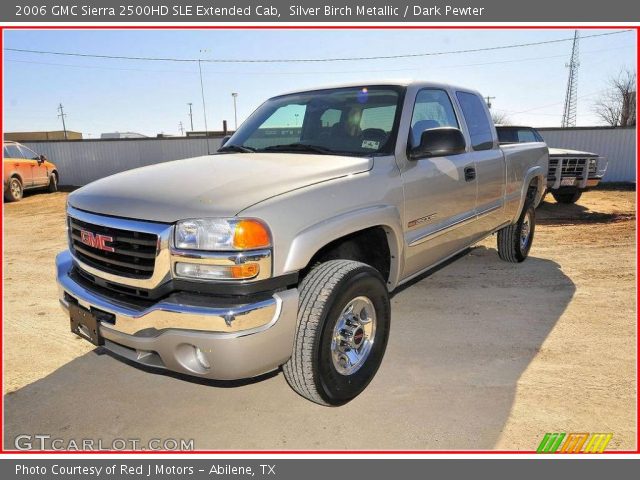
[283,260,391,406]
[4,177,23,202]
[497,203,535,263]
[552,190,582,204]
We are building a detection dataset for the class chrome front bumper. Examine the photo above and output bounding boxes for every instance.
[56,250,299,380]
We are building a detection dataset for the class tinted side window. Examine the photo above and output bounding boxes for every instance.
[19,145,38,159]
[456,92,494,151]
[4,145,24,158]
[410,89,459,147]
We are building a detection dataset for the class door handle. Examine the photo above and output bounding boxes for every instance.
[464,166,476,182]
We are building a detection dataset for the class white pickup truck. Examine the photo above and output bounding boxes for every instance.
[496,125,608,204]
[56,81,548,405]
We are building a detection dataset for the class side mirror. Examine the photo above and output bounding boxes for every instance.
[409,127,466,160]
[220,135,231,147]
[38,154,47,164]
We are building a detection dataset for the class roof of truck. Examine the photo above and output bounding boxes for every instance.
[276,80,479,97]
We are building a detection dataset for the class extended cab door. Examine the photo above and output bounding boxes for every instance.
[399,88,479,279]
[454,91,506,236]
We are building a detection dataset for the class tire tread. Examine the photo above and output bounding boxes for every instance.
[283,259,367,406]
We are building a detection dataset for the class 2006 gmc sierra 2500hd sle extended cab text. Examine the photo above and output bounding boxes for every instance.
[56,81,548,406]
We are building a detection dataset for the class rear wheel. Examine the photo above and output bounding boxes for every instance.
[48,173,58,193]
[552,190,582,204]
[497,203,535,263]
[4,177,23,202]
[283,260,391,406]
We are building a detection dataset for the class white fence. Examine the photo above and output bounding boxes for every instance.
[538,127,636,183]
[23,127,636,186]
[22,137,223,187]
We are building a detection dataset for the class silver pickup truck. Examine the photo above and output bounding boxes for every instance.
[496,125,608,204]
[56,81,548,406]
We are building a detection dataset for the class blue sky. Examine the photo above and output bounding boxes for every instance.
[3,28,636,136]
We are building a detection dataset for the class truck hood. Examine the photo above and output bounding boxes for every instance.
[68,153,372,223]
[548,147,598,157]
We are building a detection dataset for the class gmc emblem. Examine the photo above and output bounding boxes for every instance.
[80,230,115,252]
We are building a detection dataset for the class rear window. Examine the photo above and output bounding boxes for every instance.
[456,92,494,151]
[497,127,542,144]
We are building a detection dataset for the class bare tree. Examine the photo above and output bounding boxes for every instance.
[491,111,512,125]
[593,68,636,127]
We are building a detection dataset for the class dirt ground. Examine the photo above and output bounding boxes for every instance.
[2,187,636,451]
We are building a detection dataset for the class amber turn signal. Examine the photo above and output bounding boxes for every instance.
[233,219,271,250]
[230,263,261,279]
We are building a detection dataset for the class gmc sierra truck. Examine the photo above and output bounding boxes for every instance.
[496,125,608,204]
[56,82,548,406]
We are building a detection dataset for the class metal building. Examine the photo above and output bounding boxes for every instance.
[21,137,222,187]
[538,127,636,183]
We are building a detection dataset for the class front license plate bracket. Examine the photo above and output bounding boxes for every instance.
[69,303,104,346]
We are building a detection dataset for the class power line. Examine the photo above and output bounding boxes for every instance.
[5,44,634,76]
[5,30,632,64]
[496,88,611,117]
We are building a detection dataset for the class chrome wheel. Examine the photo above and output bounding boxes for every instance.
[10,179,21,199]
[520,211,532,250]
[331,296,377,376]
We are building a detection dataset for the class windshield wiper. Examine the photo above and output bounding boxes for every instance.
[218,144,256,153]
[259,143,335,155]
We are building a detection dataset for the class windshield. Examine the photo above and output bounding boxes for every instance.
[224,86,404,156]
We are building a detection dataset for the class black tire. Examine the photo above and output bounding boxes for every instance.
[4,177,23,202]
[283,260,391,406]
[497,202,535,263]
[48,172,58,193]
[552,190,582,204]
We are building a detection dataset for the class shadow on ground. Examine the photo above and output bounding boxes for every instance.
[4,246,574,451]
[537,200,634,225]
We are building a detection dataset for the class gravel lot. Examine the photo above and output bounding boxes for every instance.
[3,187,636,451]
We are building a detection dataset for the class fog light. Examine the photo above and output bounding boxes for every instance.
[194,347,211,370]
[175,262,259,280]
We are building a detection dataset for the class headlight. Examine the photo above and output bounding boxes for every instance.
[174,218,271,251]
[172,218,272,282]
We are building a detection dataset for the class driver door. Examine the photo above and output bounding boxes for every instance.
[20,145,48,187]
[399,88,478,279]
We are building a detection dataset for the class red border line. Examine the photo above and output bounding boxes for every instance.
[0,24,638,456]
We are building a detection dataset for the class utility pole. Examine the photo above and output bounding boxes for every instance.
[231,92,238,130]
[57,103,68,139]
[561,30,580,127]
[484,96,495,109]
[187,102,194,131]
[178,121,185,136]
[198,50,211,154]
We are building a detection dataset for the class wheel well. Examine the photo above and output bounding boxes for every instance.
[527,176,542,204]
[9,173,22,185]
[51,170,58,180]
[301,226,391,283]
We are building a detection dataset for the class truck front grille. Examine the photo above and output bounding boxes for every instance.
[548,157,596,181]
[68,216,158,279]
